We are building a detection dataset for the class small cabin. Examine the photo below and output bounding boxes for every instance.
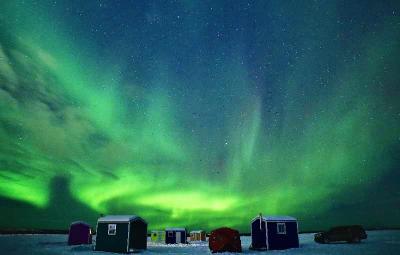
[151,230,165,243]
[209,227,242,253]
[68,221,92,245]
[190,230,206,241]
[250,215,299,250]
[95,215,147,253]
[165,228,187,244]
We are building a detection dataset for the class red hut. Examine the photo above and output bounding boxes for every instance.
[68,221,92,245]
[209,227,242,253]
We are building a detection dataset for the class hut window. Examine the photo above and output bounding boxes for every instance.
[168,231,173,237]
[108,224,117,235]
[277,223,286,234]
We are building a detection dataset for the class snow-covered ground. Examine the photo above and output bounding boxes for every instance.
[0,230,399,254]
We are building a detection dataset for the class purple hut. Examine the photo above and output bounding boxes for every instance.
[68,221,92,245]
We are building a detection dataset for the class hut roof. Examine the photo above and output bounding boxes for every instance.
[70,221,90,226]
[165,227,186,231]
[252,215,297,222]
[98,215,143,223]
[190,230,205,233]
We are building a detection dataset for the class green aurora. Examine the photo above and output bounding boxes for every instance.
[0,1,399,232]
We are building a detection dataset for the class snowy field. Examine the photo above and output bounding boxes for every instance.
[0,230,399,254]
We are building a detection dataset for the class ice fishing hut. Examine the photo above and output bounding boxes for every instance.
[95,215,147,253]
[209,227,242,253]
[190,230,206,241]
[151,230,165,243]
[165,228,187,244]
[250,214,299,250]
[68,221,92,245]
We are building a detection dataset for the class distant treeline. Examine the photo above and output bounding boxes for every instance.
[1,227,399,235]
[0,229,69,235]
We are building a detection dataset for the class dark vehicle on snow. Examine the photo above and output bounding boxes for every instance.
[314,225,367,244]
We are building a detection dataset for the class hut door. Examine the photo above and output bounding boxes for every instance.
[176,232,181,243]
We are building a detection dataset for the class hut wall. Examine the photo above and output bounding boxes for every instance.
[267,221,299,250]
[251,219,267,249]
[95,222,128,253]
[129,220,147,250]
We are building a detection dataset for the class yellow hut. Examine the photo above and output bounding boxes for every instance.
[150,230,165,243]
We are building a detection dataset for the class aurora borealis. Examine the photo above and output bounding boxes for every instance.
[0,0,399,232]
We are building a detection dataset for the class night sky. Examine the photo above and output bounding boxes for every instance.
[0,1,399,232]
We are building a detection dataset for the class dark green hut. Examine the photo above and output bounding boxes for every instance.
[95,215,147,253]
